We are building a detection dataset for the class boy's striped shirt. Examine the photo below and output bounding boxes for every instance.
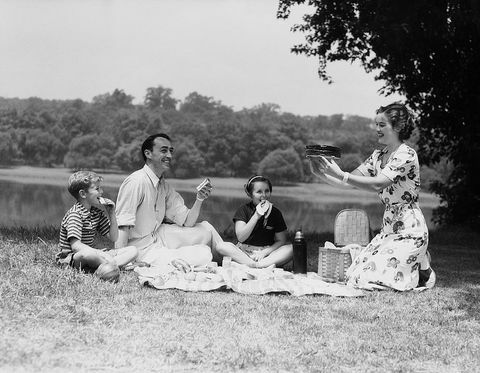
[58,203,110,256]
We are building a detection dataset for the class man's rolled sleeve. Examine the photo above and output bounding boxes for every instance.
[116,177,142,227]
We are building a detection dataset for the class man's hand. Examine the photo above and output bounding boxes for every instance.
[196,178,212,201]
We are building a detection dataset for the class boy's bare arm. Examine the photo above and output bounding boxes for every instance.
[99,199,119,242]
[106,212,119,242]
[70,239,115,263]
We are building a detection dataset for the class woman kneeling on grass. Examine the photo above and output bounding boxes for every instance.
[216,175,293,268]
[309,102,435,291]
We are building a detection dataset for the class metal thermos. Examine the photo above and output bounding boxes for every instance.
[293,229,307,274]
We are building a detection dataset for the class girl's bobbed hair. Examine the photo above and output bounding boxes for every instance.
[376,102,415,141]
[244,175,272,197]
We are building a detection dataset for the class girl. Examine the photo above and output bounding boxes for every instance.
[217,175,293,268]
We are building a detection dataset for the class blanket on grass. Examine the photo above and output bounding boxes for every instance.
[134,263,364,297]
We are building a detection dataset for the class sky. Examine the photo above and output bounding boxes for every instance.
[0,0,404,118]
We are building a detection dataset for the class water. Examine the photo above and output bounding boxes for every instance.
[0,180,435,234]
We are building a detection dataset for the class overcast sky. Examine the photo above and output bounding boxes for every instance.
[0,0,404,117]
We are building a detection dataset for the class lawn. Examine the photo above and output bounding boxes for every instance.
[0,226,479,372]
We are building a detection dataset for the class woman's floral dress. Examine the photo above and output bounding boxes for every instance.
[346,143,429,291]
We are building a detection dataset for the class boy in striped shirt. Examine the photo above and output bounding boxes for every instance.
[56,171,138,280]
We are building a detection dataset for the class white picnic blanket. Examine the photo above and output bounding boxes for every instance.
[134,263,364,297]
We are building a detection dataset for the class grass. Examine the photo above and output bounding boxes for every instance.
[1,226,479,372]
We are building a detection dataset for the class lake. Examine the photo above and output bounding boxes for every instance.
[0,180,436,235]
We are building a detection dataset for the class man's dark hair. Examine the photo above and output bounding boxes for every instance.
[141,133,172,161]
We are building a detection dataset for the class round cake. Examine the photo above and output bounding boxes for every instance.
[305,145,341,159]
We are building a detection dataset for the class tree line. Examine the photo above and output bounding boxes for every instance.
[0,88,446,188]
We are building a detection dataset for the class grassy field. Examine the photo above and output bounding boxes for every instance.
[0,166,440,207]
[1,225,479,372]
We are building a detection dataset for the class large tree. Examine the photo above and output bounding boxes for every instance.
[278,0,480,226]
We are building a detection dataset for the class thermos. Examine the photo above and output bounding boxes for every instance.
[293,228,307,274]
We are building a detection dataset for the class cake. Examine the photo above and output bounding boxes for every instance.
[305,145,341,159]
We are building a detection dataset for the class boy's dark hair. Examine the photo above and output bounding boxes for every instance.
[68,171,103,200]
[244,175,273,197]
[141,133,172,161]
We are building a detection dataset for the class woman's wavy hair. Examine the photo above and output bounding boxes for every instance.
[376,102,415,141]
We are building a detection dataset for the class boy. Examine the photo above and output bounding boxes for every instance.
[56,171,138,281]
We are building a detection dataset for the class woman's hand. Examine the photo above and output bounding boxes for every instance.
[317,156,344,179]
[308,157,322,176]
[309,157,328,179]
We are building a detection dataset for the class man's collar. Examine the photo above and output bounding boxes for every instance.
[143,164,163,187]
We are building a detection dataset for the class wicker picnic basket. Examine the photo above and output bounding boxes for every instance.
[318,209,371,283]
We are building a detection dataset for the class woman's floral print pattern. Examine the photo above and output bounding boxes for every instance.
[346,144,429,291]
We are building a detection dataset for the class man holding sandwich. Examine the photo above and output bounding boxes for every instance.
[115,133,224,267]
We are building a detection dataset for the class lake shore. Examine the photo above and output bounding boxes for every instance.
[0,166,440,207]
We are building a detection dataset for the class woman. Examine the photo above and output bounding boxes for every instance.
[310,102,435,291]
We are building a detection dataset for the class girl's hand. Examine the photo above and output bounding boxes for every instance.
[251,248,269,262]
[255,200,271,216]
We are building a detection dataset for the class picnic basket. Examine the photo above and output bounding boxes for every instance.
[318,209,370,283]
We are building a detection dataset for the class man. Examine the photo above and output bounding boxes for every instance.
[115,133,223,267]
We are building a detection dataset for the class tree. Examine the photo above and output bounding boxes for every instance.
[114,139,144,172]
[93,89,134,108]
[278,0,480,226]
[258,148,304,185]
[180,92,224,118]
[171,140,206,178]
[21,129,65,166]
[64,134,115,170]
[0,131,18,164]
[144,86,178,110]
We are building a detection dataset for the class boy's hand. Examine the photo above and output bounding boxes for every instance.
[99,251,116,264]
[98,197,116,214]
